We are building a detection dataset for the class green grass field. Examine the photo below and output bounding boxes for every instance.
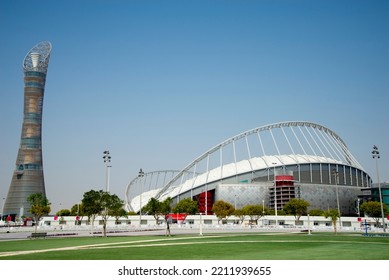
[1,232,388,260]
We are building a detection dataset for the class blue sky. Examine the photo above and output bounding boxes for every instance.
[1,0,388,213]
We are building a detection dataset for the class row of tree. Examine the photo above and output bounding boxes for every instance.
[212,198,311,224]
[28,190,387,236]
[27,190,125,237]
[211,198,388,234]
[30,191,196,237]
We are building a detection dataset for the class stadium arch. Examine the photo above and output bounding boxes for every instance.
[125,121,371,216]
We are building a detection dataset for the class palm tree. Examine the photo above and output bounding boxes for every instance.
[323,209,340,234]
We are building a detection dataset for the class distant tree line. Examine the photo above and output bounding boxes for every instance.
[21,190,388,237]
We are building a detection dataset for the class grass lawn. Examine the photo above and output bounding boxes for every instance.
[0,232,388,260]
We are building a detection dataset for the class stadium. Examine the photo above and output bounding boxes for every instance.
[125,121,372,216]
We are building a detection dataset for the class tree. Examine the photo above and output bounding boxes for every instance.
[308,209,324,216]
[212,200,235,224]
[142,197,163,224]
[70,203,84,216]
[172,198,198,215]
[323,209,340,234]
[70,203,85,225]
[100,192,124,237]
[81,189,124,237]
[106,194,125,223]
[233,208,246,224]
[241,204,266,225]
[111,208,128,225]
[27,193,51,233]
[283,198,310,221]
[56,209,71,216]
[360,201,388,227]
[81,190,102,227]
[142,197,173,236]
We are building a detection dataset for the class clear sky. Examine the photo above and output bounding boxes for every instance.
[1,0,388,214]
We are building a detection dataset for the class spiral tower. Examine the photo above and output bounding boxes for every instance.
[3,41,52,218]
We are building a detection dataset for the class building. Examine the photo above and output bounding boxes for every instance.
[2,41,52,218]
[371,183,389,210]
[360,182,389,210]
[125,121,372,216]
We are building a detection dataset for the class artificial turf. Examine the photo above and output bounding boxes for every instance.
[0,232,388,260]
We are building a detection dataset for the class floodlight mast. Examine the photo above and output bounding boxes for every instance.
[372,145,386,232]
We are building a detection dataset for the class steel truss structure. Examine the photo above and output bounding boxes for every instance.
[126,121,371,214]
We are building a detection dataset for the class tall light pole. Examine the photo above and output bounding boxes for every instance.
[199,213,203,236]
[272,163,278,226]
[103,151,111,192]
[138,168,145,227]
[372,145,386,232]
[332,168,342,229]
[1,198,4,221]
[262,199,265,226]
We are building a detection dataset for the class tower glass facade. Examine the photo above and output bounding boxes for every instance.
[3,42,52,218]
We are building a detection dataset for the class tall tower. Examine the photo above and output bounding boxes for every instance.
[3,41,52,218]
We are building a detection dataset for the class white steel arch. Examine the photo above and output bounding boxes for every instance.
[154,121,364,200]
[125,170,197,212]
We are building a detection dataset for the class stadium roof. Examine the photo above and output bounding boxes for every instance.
[126,121,367,212]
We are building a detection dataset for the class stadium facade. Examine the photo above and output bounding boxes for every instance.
[3,42,52,218]
[126,122,372,216]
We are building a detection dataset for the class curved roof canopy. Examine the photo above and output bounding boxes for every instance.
[155,121,363,199]
[125,121,366,211]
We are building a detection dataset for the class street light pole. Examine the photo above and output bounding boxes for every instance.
[272,163,278,226]
[199,213,203,236]
[332,168,342,230]
[372,145,386,232]
[1,198,4,221]
[262,199,265,227]
[138,168,145,227]
[103,151,111,193]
